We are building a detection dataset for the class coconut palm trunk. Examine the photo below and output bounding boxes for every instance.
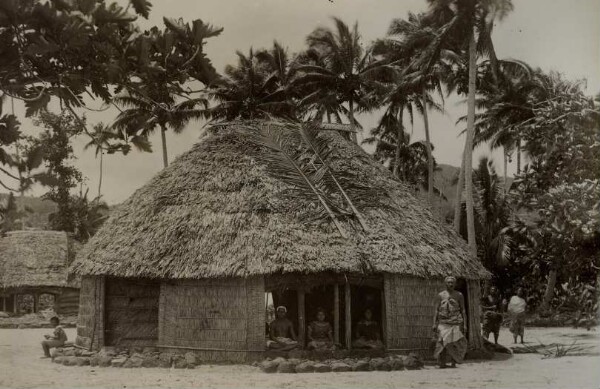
[453,153,465,233]
[503,148,508,195]
[422,90,434,207]
[464,27,478,256]
[540,268,558,312]
[160,124,169,168]
[98,151,103,199]
[516,137,522,174]
[393,108,404,178]
[349,98,357,144]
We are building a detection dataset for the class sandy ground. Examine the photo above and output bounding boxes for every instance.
[0,327,599,389]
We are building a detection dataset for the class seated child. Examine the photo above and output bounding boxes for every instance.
[41,316,67,358]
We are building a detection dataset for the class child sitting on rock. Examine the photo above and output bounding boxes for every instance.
[41,316,67,358]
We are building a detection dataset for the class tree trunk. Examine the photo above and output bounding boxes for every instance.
[503,147,508,195]
[349,98,357,144]
[464,28,478,257]
[160,124,169,168]
[516,137,521,174]
[453,153,465,233]
[97,151,103,199]
[422,90,434,207]
[540,269,558,312]
[393,107,404,178]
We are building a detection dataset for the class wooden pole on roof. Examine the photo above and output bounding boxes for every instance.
[345,281,352,349]
[333,284,340,345]
[297,289,306,348]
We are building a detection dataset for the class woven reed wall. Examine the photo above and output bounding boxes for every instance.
[55,287,80,315]
[76,276,105,350]
[104,277,160,347]
[384,275,445,357]
[158,276,264,363]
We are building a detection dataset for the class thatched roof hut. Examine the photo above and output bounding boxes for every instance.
[72,121,488,361]
[0,230,79,314]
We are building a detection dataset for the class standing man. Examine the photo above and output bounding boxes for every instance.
[432,276,468,368]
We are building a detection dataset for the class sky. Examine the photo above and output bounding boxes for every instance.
[7,0,600,205]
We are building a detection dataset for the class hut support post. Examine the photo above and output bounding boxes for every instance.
[13,294,18,314]
[33,294,38,313]
[345,281,351,349]
[333,284,340,345]
[297,289,305,348]
[1,297,5,312]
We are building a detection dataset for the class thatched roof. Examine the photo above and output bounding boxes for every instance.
[72,122,489,280]
[0,230,77,289]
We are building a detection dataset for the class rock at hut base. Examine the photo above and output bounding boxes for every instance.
[141,355,160,368]
[184,352,197,368]
[62,356,78,366]
[331,362,352,372]
[259,360,279,373]
[52,356,65,365]
[110,357,127,367]
[97,355,113,367]
[75,357,91,366]
[123,354,144,368]
[287,349,306,359]
[62,349,76,357]
[158,353,174,368]
[276,360,296,373]
[389,357,404,371]
[73,348,83,357]
[402,353,423,370]
[313,363,331,373]
[295,361,316,373]
[143,347,158,354]
[173,356,188,369]
[80,350,94,357]
[352,360,370,372]
[100,347,117,357]
[370,357,391,371]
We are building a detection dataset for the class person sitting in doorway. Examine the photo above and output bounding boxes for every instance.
[266,306,299,350]
[307,308,335,350]
[41,316,67,358]
[352,308,384,350]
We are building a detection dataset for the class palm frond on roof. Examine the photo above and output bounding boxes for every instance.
[71,120,489,280]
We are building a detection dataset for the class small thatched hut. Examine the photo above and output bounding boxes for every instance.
[72,122,489,362]
[0,230,79,315]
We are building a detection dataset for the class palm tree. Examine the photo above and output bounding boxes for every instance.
[470,157,512,273]
[420,0,514,256]
[84,123,115,198]
[293,18,378,143]
[112,89,209,168]
[460,60,538,192]
[363,121,435,192]
[209,48,294,121]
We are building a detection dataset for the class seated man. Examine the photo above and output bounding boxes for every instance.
[352,309,384,350]
[266,306,299,350]
[307,308,335,351]
[41,316,67,358]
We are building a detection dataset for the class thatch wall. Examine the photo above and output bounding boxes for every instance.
[384,275,445,357]
[0,230,77,289]
[76,276,105,350]
[158,277,264,363]
[104,277,160,347]
[55,287,80,315]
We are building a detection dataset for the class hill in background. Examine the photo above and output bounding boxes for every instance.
[0,194,56,229]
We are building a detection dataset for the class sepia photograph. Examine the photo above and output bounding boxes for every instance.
[0,0,598,388]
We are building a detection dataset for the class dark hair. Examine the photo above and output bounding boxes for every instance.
[50,316,60,323]
[316,307,326,315]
